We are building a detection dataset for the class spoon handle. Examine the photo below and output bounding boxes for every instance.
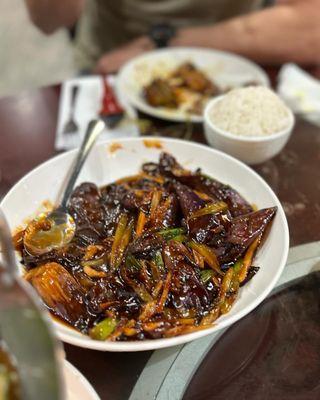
[60,119,105,209]
[0,209,17,284]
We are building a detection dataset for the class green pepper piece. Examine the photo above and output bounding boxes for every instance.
[89,318,118,341]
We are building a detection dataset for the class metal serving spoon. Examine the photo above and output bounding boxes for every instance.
[23,119,105,256]
[0,210,63,400]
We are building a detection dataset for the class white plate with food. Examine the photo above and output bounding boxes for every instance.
[117,48,270,123]
[1,137,288,352]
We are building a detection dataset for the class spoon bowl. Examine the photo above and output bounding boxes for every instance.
[22,119,105,256]
[24,210,76,256]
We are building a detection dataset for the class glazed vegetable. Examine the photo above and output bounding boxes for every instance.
[158,227,185,241]
[15,153,277,341]
[90,318,118,341]
[144,62,220,114]
[200,269,214,284]
[188,241,223,276]
[189,201,228,220]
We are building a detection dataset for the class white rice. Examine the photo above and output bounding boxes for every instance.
[210,86,291,137]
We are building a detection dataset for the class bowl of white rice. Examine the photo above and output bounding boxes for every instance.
[204,86,295,164]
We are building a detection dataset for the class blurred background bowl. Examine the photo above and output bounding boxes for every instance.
[204,95,295,165]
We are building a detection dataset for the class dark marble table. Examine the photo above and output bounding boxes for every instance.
[0,76,319,400]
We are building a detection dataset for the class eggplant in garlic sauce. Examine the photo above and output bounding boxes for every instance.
[14,153,276,341]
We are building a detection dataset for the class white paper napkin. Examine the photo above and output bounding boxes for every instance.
[277,63,320,126]
[55,75,140,150]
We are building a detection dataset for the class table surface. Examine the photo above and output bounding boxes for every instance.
[0,73,319,400]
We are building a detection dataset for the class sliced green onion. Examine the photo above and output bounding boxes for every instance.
[189,201,228,220]
[171,234,187,243]
[125,254,142,272]
[81,257,106,268]
[89,318,118,341]
[158,227,185,240]
[154,250,165,272]
[132,284,153,303]
[110,214,128,268]
[200,269,214,284]
[233,259,243,273]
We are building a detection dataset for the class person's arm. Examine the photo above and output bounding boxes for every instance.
[24,0,84,34]
[95,0,320,73]
[171,0,320,64]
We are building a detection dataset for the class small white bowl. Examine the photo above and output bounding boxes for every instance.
[204,96,295,165]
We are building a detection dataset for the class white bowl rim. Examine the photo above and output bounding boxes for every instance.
[1,136,289,352]
[204,94,295,143]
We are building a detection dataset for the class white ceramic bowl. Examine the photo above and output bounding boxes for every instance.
[1,137,289,352]
[204,96,295,165]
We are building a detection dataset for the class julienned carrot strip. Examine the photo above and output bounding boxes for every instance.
[138,300,158,321]
[110,215,133,269]
[141,173,164,184]
[83,265,107,278]
[193,249,205,269]
[193,190,213,201]
[238,236,261,283]
[188,241,223,276]
[149,190,162,220]
[136,211,147,236]
[157,271,172,312]
[152,280,163,298]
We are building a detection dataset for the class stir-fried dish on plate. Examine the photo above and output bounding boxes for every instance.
[14,153,276,341]
[144,62,221,115]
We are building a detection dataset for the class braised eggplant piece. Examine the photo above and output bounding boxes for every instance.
[68,182,108,244]
[227,207,277,247]
[215,207,277,265]
[193,176,254,217]
[130,232,164,259]
[25,262,94,332]
[159,152,253,217]
[15,153,277,341]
